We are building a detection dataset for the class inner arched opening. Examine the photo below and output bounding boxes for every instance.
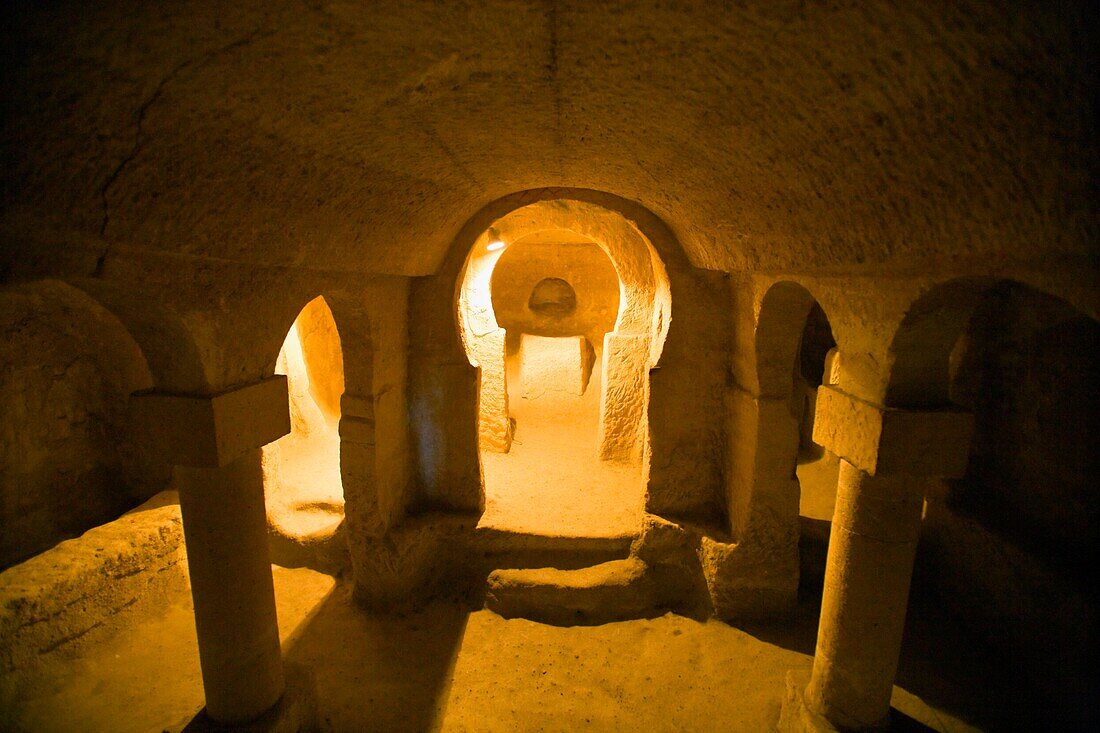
[794,301,840,524]
[455,202,670,538]
[262,296,346,552]
[483,230,629,534]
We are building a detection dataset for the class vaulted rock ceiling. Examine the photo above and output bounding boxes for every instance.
[2,1,1095,277]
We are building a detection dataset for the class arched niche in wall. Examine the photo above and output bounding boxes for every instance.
[454,199,672,465]
[887,277,1099,702]
[748,281,839,535]
[0,279,164,569]
[261,295,346,567]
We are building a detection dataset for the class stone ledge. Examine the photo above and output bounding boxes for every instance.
[132,376,291,467]
[812,386,973,477]
[0,491,186,675]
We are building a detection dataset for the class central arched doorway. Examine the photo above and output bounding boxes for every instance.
[454,200,671,537]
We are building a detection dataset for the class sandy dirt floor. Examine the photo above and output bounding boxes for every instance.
[4,566,336,733]
[4,560,1039,733]
[266,432,345,538]
[479,352,644,538]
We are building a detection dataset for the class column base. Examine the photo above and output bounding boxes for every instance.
[778,670,838,733]
[176,663,318,733]
[779,669,911,732]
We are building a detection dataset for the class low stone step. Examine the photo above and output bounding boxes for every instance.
[486,557,668,625]
[471,526,635,575]
[266,500,349,574]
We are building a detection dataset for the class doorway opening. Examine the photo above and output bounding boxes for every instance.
[262,296,345,552]
[794,301,840,524]
[455,202,671,538]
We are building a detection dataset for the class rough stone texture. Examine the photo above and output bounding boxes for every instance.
[411,192,693,512]
[698,522,799,622]
[518,334,594,397]
[408,269,482,512]
[1,2,1092,284]
[175,662,318,733]
[261,297,347,573]
[806,463,926,729]
[456,199,672,464]
[646,267,729,522]
[476,329,513,452]
[597,333,650,461]
[349,514,476,610]
[916,490,1096,712]
[0,281,164,569]
[629,515,692,567]
[945,283,1099,572]
[778,670,839,733]
[294,298,344,422]
[176,448,286,724]
[908,284,1100,713]
[812,385,974,477]
[0,491,185,676]
[333,280,413,539]
[0,3,1095,723]
[486,558,662,626]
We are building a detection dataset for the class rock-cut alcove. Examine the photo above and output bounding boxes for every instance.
[261,295,346,567]
[454,202,670,539]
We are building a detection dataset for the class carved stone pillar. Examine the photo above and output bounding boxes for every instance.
[781,385,972,731]
[133,376,291,724]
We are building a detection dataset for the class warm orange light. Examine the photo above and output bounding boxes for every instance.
[487,239,506,252]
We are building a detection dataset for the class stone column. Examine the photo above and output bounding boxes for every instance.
[804,460,925,728]
[132,376,292,725]
[781,385,973,731]
[176,449,284,722]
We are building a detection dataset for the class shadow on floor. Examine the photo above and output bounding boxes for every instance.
[283,585,471,733]
[738,585,1097,733]
[895,596,1099,733]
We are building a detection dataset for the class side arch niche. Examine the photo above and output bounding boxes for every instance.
[261,295,346,567]
[0,279,165,569]
[882,277,1099,710]
[747,281,841,593]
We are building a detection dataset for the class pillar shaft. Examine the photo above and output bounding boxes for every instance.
[805,459,924,729]
[176,448,285,724]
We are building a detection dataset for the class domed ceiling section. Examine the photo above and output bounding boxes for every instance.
[0,0,1094,276]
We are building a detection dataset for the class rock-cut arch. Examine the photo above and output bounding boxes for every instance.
[455,199,672,463]
[261,295,346,568]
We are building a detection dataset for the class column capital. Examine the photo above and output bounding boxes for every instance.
[131,376,290,467]
[812,385,973,478]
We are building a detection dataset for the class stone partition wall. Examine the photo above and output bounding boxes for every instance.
[328,280,415,583]
[408,270,482,512]
[645,265,730,521]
